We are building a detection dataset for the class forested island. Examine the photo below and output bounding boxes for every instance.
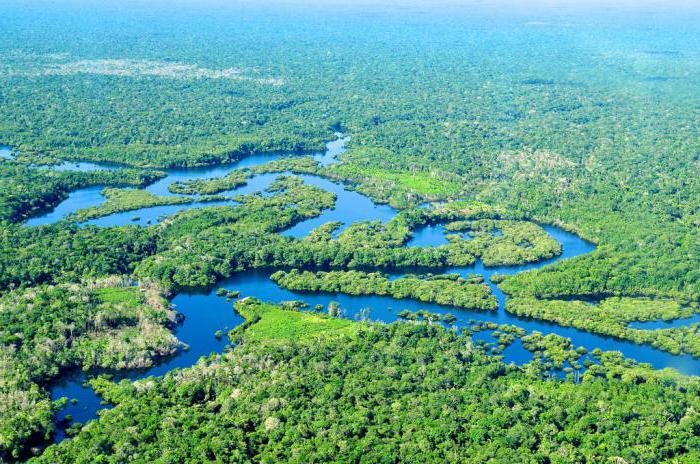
[1,0,700,462]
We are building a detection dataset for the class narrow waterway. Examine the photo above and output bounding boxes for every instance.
[24,133,352,228]
[23,136,697,445]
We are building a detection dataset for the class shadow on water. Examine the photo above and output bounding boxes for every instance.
[314,133,349,167]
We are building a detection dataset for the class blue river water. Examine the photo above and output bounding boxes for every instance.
[406,223,451,247]
[0,146,12,160]
[13,136,697,444]
[629,314,700,330]
[1,145,116,172]
[24,153,287,227]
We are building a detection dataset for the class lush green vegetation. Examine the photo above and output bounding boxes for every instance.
[444,218,563,266]
[271,269,497,311]
[131,194,564,291]
[234,298,359,343]
[0,2,699,461]
[508,297,700,357]
[168,170,250,195]
[132,186,496,291]
[0,278,180,460]
[0,4,698,304]
[33,301,700,463]
[0,164,163,223]
[68,188,220,222]
[325,150,463,204]
[520,332,586,373]
[0,224,157,290]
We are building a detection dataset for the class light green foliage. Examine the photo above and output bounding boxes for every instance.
[440,201,507,216]
[235,298,358,342]
[336,219,410,249]
[508,297,700,356]
[0,278,181,459]
[520,332,584,370]
[303,221,342,243]
[252,156,321,176]
[0,347,55,460]
[326,147,463,203]
[168,169,251,195]
[0,280,181,376]
[68,188,197,222]
[271,269,497,310]
[445,219,563,266]
[0,4,699,462]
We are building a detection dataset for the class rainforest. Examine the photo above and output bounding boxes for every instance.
[1,0,700,462]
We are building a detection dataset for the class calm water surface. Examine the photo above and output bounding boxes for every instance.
[0,146,116,171]
[0,146,12,160]
[37,136,700,445]
[25,138,376,229]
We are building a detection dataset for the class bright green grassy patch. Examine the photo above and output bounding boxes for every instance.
[344,166,461,196]
[94,286,143,307]
[236,299,359,343]
[372,170,459,196]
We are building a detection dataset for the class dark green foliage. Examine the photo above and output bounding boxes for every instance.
[132,193,559,292]
[0,164,163,222]
[132,182,491,290]
[33,306,700,463]
[0,4,698,301]
[0,224,157,289]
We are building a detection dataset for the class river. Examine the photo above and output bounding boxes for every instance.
[11,137,697,444]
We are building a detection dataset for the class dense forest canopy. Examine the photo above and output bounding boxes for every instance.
[1,1,698,299]
[0,0,699,461]
[32,300,700,464]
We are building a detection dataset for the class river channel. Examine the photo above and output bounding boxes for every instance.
[10,137,698,444]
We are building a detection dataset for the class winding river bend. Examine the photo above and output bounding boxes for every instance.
[16,137,699,444]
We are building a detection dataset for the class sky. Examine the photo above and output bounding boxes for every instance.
[6,0,700,10]
[3,0,700,30]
